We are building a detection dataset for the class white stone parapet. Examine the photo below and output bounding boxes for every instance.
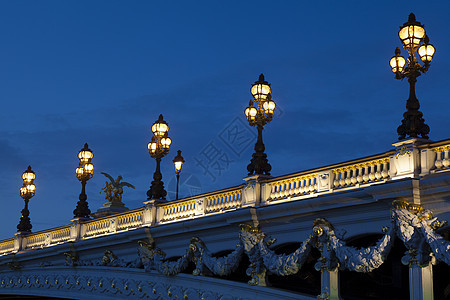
[1,138,450,257]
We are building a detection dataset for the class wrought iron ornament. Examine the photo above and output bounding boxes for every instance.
[390,13,436,140]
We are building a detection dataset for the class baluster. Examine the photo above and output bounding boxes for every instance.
[333,171,340,187]
[381,161,389,178]
[270,185,276,199]
[292,180,299,194]
[309,177,315,192]
[339,168,345,187]
[435,149,443,169]
[362,164,369,182]
[375,161,382,180]
[443,149,450,168]
[298,179,304,194]
[368,163,375,181]
[356,165,363,183]
[344,169,351,186]
[302,178,308,193]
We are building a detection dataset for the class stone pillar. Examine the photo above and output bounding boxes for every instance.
[69,218,82,241]
[409,263,433,300]
[390,138,429,180]
[143,199,164,226]
[319,269,340,300]
[419,148,435,176]
[242,175,271,207]
[194,198,205,216]
[13,233,23,252]
[317,170,332,192]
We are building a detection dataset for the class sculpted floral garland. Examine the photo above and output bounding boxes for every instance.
[61,200,449,287]
[128,199,448,286]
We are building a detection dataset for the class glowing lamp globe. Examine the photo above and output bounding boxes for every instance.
[399,13,425,49]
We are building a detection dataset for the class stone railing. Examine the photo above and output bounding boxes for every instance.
[0,239,14,256]
[160,199,197,222]
[332,157,390,189]
[265,153,393,202]
[117,210,143,230]
[205,189,242,213]
[268,174,318,201]
[433,144,450,171]
[24,233,46,249]
[83,218,111,238]
[2,138,450,257]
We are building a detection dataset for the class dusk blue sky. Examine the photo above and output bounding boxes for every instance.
[1,1,449,239]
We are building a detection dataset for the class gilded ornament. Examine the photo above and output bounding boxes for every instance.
[99,281,103,287]
[138,286,142,292]
[392,199,409,209]
[313,226,323,237]
[124,284,128,290]
[408,203,423,214]
[153,288,157,294]
[396,146,411,158]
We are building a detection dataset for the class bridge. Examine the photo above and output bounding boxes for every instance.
[0,137,449,299]
[0,12,449,300]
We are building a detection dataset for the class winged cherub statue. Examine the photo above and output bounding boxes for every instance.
[100,172,135,207]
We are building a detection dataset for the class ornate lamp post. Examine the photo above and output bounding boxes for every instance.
[389,13,436,140]
[244,74,276,175]
[17,166,36,233]
[74,143,94,219]
[147,114,172,200]
[173,150,185,200]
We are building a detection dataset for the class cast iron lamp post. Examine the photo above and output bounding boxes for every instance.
[147,114,172,200]
[74,143,94,219]
[173,150,185,200]
[244,74,276,175]
[17,166,36,233]
[389,13,436,140]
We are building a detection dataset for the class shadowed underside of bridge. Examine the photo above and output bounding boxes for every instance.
[0,266,310,300]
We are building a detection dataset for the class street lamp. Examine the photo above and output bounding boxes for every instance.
[17,166,36,233]
[173,150,185,200]
[244,74,276,175]
[389,13,436,140]
[147,114,172,200]
[73,143,94,219]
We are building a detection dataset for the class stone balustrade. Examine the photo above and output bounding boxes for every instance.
[433,144,450,171]
[332,158,390,188]
[160,199,197,222]
[205,189,242,213]
[117,210,143,230]
[0,239,14,256]
[83,218,110,238]
[1,138,450,257]
[268,174,318,201]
